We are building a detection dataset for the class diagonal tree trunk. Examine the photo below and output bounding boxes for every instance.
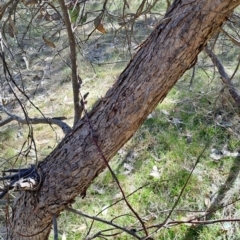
[9,0,240,239]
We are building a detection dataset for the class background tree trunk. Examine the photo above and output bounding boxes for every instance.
[9,0,240,239]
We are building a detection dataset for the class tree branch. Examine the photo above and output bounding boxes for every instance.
[0,105,71,135]
[157,143,208,233]
[0,117,12,127]
[221,28,240,47]
[58,0,82,127]
[205,45,240,107]
[86,184,148,238]
[66,207,142,239]
[147,218,240,230]
[52,214,58,240]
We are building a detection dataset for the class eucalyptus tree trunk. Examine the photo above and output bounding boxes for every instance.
[9,0,240,239]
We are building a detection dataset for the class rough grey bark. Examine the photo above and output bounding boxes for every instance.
[9,0,240,239]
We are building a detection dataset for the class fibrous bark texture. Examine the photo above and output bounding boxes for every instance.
[9,0,240,239]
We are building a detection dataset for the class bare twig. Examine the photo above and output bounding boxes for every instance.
[205,45,240,107]
[230,55,240,80]
[221,28,240,47]
[0,0,15,21]
[156,143,209,233]
[52,214,58,240]
[86,184,148,238]
[0,117,12,127]
[1,34,40,164]
[205,46,229,80]
[66,207,142,239]
[189,65,196,89]
[87,228,123,239]
[58,0,82,127]
[146,218,240,231]
[0,105,71,135]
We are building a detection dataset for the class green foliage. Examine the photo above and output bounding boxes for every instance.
[68,5,80,23]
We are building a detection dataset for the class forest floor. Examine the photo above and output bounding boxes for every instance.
[1,2,240,240]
